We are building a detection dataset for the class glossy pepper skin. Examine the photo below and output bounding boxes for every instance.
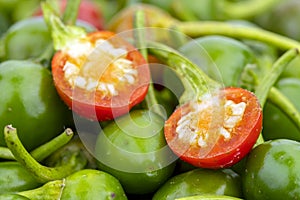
[243,139,300,199]
[152,168,242,200]
[0,17,51,61]
[0,162,41,194]
[179,35,258,88]
[0,60,73,150]
[95,109,176,194]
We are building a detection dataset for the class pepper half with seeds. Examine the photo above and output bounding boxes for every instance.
[42,1,150,121]
[52,31,150,121]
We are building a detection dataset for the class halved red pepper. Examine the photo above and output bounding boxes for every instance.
[42,1,150,121]
[164,87,262,169]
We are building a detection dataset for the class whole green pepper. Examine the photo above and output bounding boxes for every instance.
[95,109,176,194]
[152,168,242,200]
[0,60,72,150]
[18,169,127,200]
[243,139,300,199]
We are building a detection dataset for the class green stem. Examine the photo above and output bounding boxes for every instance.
[254,48,299,145]
[62,0,81,25]
[177,21,300,50]
[0,128,73,161]
[30,128,74,162]
[268,87,300,132]
[41,0,86,51]
[18,179,64,200]
[134,10,165,117]
[255,48,299,107]
[147,42,220,104]
[221,0,280,19]
[4,125,87,183]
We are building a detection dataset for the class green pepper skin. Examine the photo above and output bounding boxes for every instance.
[0,60,73,150]
[152,168,242,200]
[263,78,300,141]
[1,17,51,61]
[0,162,41,194]
[95,110,176,194]
[243,139,300,199]
[61,169,127,200]
[179,35,258,88]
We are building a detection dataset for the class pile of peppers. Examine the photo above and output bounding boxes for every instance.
[1,0,300,199]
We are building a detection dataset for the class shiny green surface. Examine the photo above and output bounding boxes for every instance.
[243,139,300,199]
[152,168,242,200]
[95,109,176,194]
[0,162,41,194]
[0,60,72,150]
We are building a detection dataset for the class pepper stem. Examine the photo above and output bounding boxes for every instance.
[0,127,73,161]
[147,41,221,104]
[18,179,65,200]
[255,48,299,107]
[133,10,165,117]
[254,48,299,145]
[268,87,300,133]
[4,125,87,183]
[177,21,300,50]
[41,0,86,51]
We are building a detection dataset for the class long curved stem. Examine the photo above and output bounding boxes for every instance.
[177,21,300,50]
[147,41,220,104]
[0,128,73,161]
[4,125,87,183]
[254,48,299,145]
[255,48,299,107]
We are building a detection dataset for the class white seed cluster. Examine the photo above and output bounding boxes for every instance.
[176,97,246,148]
[62,39,138,97]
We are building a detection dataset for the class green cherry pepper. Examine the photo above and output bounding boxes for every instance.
[0,60,73,150]
[243,139,300,199]
[95,109,176,194]
[18,169,127,200]
[152,168,242,200]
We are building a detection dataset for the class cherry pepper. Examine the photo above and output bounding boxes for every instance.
[41,1,150,121]
[147,42,263,169]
